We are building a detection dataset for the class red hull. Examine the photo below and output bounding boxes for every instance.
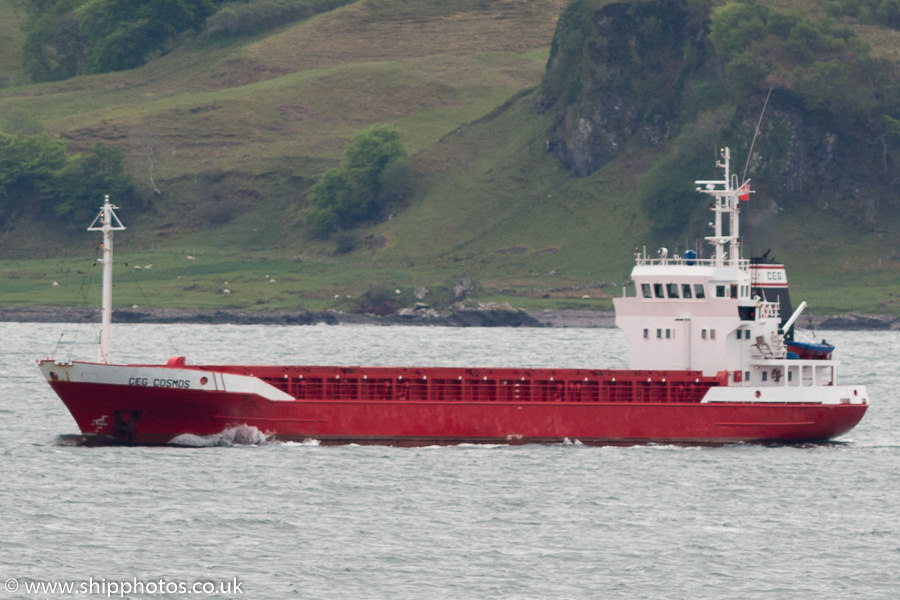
[47,364,868,445]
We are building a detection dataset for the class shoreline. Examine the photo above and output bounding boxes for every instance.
[1,305,898,329]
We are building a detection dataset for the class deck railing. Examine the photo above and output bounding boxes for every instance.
[759,300,780,319]
[634,255,751,269]
[261,373,717,405]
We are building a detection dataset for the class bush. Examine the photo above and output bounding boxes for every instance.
[306,126,412,237]
[333,232,358,255]
[358,284,397,315]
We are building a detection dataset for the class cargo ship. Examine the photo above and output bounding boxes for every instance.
[38,148,868,445]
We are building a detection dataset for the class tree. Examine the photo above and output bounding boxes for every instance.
[50,143,134,221]
[709,0,896,129]
[20,0,222,81]
[77,0,220,73]
[306,127,412,237]
[0,134,134,225]
[0,133,68,212]
[21,2,89,82]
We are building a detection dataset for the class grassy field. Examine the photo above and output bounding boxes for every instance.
[1,0,899,316]
[0,0,23,85]
[6,87,897,316]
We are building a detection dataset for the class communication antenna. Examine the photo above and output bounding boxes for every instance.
[742,87,773,183]
[741,88,773,260]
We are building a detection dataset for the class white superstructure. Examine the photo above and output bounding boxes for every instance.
[614,148,865,404]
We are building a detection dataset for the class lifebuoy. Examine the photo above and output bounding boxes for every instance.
[771,368,782,383]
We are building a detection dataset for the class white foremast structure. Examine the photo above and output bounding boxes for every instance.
[614,148,865,404]
[87,195,126,364]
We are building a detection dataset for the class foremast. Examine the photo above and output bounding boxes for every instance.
[87,195,126,364]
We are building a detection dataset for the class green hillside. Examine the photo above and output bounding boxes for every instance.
[0,5,21,86]
[1,0,899,316]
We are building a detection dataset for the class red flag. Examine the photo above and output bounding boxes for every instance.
[738,182,751,201]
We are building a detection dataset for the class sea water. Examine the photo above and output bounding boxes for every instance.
[1,323,897,599]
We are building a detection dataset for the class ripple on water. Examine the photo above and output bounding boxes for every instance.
[1,324,897,599]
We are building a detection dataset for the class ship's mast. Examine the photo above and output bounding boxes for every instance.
[87,195,126,364]
[695,147,744,268]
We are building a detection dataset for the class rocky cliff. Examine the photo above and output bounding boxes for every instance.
[537,0,900,230]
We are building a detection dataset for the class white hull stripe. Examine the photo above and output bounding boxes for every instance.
[703,385,867,405]
[37,360,295,402]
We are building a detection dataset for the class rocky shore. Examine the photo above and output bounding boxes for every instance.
[0,305,596,327]
[0,305,896,329]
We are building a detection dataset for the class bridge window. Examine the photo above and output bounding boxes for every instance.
[681,284,693,298]
[654,283,664,298]
[642,283,652,298]
[666,283,679,298]
[694,284,706,298]
[716,285,726,297]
